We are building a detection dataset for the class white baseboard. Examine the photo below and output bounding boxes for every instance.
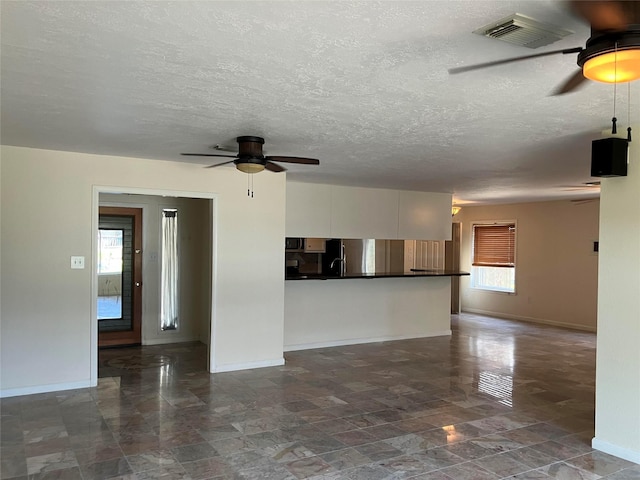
[0,380,91,399]
[462,308,596,332]
[284,330,452,352]
[211,357,285,373]
[592,437,640,464]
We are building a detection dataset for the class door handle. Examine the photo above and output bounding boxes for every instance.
[135,282,141,287]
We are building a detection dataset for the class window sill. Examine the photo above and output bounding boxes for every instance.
[471,287,516,295]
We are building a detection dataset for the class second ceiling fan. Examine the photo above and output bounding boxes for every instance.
[449,0,640,95]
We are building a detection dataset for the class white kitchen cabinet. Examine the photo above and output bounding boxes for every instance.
[398,191,452,240]
[331,186,399,239]
[304,238,326,253]
[285,183,331,237]
[286,182,452,240]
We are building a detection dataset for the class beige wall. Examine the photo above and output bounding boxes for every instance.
[0,146,286,396]
[593,132,640,463]
[458,199,600,331]
[99,194,211,345]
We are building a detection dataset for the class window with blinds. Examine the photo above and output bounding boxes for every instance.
[473,224,515,267]
[471,222,516,293]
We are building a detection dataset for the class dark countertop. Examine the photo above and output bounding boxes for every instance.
[285,270,470,281]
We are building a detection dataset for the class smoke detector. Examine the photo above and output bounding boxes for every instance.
[474,13,573,49]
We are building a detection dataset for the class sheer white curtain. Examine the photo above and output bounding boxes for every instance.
[161,209,178,330]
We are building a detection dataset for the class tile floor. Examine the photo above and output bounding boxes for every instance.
[2,313,640,480]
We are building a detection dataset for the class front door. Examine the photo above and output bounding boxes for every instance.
[98,207,142,347]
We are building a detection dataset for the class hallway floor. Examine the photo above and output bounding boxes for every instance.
[2,314,639,479]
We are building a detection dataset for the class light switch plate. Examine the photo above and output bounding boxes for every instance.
[71,256,85,269]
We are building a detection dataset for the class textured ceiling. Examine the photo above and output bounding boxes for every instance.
[2,1,635,204]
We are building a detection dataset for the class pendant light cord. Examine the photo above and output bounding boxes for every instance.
[628,82,633,142]
[246,172,256,198]
[612,42,618,134]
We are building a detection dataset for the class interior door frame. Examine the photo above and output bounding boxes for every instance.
[91,186,217,387]
[446,222,462,314]
[97,206,143,347]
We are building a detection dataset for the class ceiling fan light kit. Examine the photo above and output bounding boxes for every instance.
[579,32,640,83]
[583,50,640,83]
[236,162,266,174]
[235,136,267,173]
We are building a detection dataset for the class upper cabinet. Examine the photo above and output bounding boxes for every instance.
[286,182,452,240]
[331,186,399,239]
[398,191,452,240]
[285,183,331,237]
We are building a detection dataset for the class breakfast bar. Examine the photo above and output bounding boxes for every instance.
[285,270,469,280]
[284,270,468,352]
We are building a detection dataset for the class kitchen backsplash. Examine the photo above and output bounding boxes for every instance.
[285,252,322,274]
[285,238,446,276]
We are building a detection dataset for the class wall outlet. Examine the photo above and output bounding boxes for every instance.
[70,256,85,269]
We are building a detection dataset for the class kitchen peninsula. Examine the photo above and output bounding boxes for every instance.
[284,271,467,351]
[286,270,468,280]
[284,182,463,352]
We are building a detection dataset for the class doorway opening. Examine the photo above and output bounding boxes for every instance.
[92,187,215,385]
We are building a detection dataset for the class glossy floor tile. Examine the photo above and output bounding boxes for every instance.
[2,313,639,479]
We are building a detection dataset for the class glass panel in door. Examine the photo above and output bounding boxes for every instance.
[97,215,134,334]
[97,229,123,321]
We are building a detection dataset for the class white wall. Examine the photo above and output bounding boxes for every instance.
[99,194,211,345]
[593,133,640,463]
[458,200,600,331]
[0,146,286,396]
[284,277,451,350]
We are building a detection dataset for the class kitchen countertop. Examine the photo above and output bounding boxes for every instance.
[285,270,470,280]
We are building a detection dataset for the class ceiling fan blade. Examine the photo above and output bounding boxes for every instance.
[568,1,638,31]
[265,156,320,165]
[181,153,237,158]
[551,69,588,95]
[448,47,583,75]
[265,161,286,172]
[204,160,236,169]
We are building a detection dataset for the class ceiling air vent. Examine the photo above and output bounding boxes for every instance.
[473,13,573,49]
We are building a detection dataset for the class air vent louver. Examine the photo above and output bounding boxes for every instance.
[474,13,573,49]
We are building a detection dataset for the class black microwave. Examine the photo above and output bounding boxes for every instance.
[285,237,304,251]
